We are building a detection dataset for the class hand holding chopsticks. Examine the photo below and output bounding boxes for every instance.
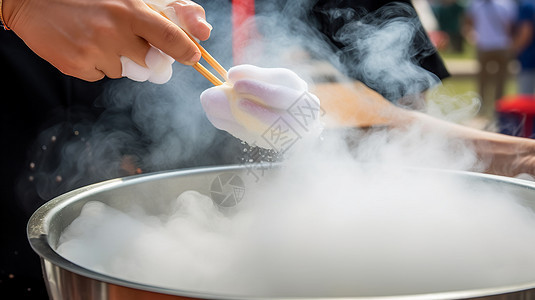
[146,1,227,86]
[4,0,214,82]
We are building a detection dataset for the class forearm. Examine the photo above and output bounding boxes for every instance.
[512,22,533,54]
[406,111,535,177]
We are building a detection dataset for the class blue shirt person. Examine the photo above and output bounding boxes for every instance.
[514,0,535,94]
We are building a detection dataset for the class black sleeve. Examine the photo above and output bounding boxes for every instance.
[311,0,450,102]
[0,28,107,299]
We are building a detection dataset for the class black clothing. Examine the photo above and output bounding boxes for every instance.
[257,0,450,102]
[312,0,450,81]
[1,28,106,298]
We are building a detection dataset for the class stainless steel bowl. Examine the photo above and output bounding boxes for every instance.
[28,165,535,300]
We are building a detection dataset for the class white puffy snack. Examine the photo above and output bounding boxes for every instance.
[119,0,177,84]
[200,64,323,150]
[120,47,174,84]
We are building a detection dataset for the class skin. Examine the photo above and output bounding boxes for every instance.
[315,81,535,178]
[512,20,534,54]
[2,0,211,81]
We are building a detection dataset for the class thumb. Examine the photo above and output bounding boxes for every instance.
[133,7,201,65]
[165,0,212,41]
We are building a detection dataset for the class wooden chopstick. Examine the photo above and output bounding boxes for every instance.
[147,4,227,86]
[184,32,228,83]
[192,62,224,86]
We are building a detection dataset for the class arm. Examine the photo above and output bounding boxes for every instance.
[512,18,534,54]
[407,111,535,177]
[2,0,211,81]
[461,13,475,45]
[201,66,535,177]
[316,81,535,178]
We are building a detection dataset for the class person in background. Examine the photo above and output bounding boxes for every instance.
[464,0,517,119]
[431,0,466,53]
[239,0,535,177]
[513,0,535,95]
[308,0,450,110]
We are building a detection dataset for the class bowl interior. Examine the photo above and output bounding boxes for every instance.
[29,166,535,299]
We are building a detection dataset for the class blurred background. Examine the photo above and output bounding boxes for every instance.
[418,0,534,137]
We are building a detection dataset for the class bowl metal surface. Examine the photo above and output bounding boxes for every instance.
[27,165,535,300]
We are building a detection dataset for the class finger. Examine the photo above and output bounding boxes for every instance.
[119,35,152,68]
[81,68,106,82]
[228,64,309,91]
[233,79,307,109]
[54,62,105,82]
[103,34,151,81]
[132,8,201,65]
[95,53,124,79]
[167,0,212,41]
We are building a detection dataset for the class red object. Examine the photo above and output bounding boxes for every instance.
[232,0,259,65]
[428,31,449,51]
[496,95,535,138]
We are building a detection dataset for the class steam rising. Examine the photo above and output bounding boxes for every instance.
[331,4,441,104]
[41,1,535,297]
[57,131,535,297]
[20,1,452,203]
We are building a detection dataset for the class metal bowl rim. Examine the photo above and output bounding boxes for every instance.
[27,165,535,300]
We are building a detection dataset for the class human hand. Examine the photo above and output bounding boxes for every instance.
[3,0,211,82]
[200,64,322,150]
[405,111,535,178]
[479,133,535,178]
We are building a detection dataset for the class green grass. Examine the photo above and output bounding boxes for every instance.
[428,75,517,122]
[438,42,477,60]
[437,77,517,97]
[428,41,524,127]
[434,40,518,101]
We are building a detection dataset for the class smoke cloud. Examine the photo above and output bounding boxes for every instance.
[42,1,535,297]
[18,1,479,206]
[56,131,535,297]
